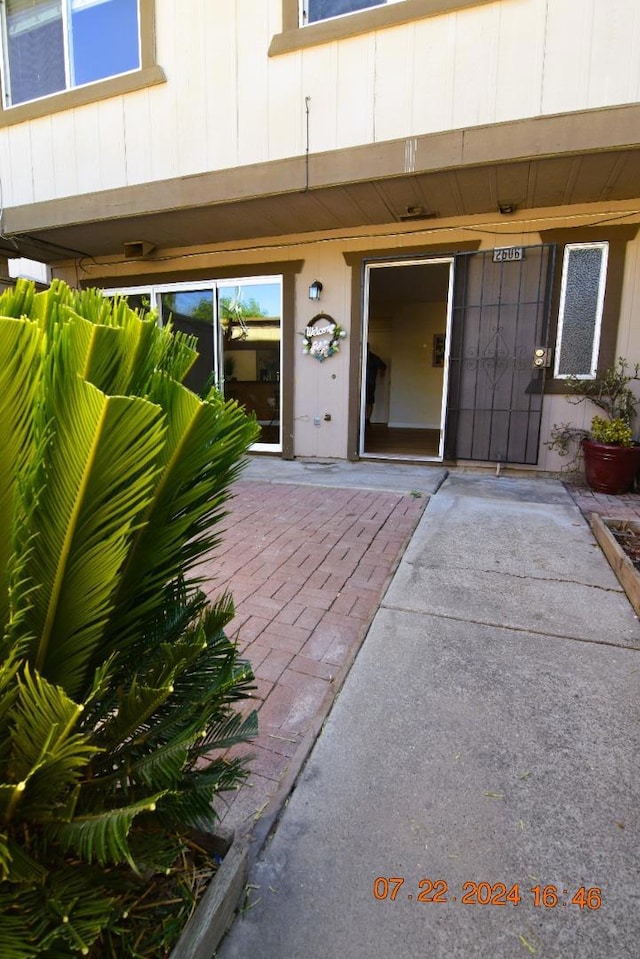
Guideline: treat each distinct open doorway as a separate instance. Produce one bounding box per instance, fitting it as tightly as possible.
[360,258,453,460]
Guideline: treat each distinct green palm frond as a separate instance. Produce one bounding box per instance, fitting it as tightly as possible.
[4,667,97,821]
[26,865,118,956]
[121,737,192,792]
[159,756,253,832]
[105,679,180,749]
[194,708,258,757]
[0,906,39,959]
[72,286,199,384]
[144,635,209,690]
[0,318,43,632]
[0,279,258,955]
[124,824,187,875]
[169,668,254,747]
[78,741,188,810]
[66,286,115,327]
[0,831,10,880]
[0,276,37,318]
[29,280,73,337]
[50,794,166,869]
[0,648,22,742]
[1,836,47,884]
[75,317,126,396]
[104,375,257,656]
[123,636,252,750]
[11,374,165,698]
[63,295,197,398]
[111,589,213,696]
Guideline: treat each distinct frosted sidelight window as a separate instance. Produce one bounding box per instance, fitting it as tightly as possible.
[554,242,608,379]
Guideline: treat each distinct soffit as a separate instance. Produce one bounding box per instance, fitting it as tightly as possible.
[3,148,640,264]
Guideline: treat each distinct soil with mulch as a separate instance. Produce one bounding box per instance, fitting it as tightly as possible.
[609,522,640,571]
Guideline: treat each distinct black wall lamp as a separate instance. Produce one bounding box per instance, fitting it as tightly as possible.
[308,280,323,301]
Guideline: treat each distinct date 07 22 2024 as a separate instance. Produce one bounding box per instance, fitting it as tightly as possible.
[373,878,602,910]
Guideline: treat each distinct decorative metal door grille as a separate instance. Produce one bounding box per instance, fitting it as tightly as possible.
[445,245,556,465]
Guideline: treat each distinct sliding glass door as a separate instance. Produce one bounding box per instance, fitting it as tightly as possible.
[105,276,283,453]
[217,279,282,450]
[158,287,215,395]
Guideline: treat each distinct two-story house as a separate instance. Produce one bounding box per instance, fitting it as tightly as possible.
[1,0,639,469]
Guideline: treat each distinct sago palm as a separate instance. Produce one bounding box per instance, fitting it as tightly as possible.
[0,280,259,957]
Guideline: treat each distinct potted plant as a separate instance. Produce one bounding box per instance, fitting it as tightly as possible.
[548,358,640,494]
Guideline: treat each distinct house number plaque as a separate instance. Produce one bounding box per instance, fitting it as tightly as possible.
[493,247,525,263]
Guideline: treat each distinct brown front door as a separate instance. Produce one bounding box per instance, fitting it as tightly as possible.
[445,245,556,465]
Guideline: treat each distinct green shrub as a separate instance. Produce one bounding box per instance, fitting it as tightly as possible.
[548,358,640,469]
[564,357,640,425]
[589,415,634,446]
[0,280,259,957]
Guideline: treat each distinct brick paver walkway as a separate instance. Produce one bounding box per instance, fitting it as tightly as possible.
[565,481,640,522]
[199,480,427,837]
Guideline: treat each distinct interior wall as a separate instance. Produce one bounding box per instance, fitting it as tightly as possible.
[387,301,446,428]
[226,349,256,380]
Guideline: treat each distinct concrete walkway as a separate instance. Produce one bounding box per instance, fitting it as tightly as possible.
[218,471,640,959]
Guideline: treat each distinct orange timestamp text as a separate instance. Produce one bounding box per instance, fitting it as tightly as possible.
[373,878,602,910]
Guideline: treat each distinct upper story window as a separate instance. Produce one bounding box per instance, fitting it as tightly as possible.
[272,1,481,57]
[2,0,140,107]
[301,0,403,25]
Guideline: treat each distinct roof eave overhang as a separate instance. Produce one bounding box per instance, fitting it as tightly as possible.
[2,102,640,263]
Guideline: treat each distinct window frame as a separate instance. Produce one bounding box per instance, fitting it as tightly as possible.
[300,0,402,28]
[0,0,164,126]
[553,241,609,381]
[272,0,495,55]
[102,275,286,455]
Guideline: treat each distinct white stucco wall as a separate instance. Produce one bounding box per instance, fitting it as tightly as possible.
[54,209,640,470]
[293,247,352,459]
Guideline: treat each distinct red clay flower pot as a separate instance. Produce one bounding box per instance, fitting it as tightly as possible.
[582,439,640,494]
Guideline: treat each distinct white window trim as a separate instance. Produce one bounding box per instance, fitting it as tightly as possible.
[553,241,608,380]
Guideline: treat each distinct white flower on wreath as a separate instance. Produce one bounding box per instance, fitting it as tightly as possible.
[310,339,331,358]
[299,316,348,362]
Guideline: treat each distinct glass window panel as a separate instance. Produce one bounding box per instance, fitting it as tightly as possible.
[70,0,139,86]
[3,0,140,104]
[159,289,214,396]
[120,290,152,313]
[5,0,65,104]
[555,243,607,379]
[219,281,282,447]
[104,278,283,452]
[304,0,386,24]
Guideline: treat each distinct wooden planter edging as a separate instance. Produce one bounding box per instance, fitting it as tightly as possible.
[590,514,640,618]
[169,827,248,959]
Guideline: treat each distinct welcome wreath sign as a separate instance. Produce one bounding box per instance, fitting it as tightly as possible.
[301,313,347,362]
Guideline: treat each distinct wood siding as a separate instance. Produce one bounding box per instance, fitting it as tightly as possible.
[1,0,640,207]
